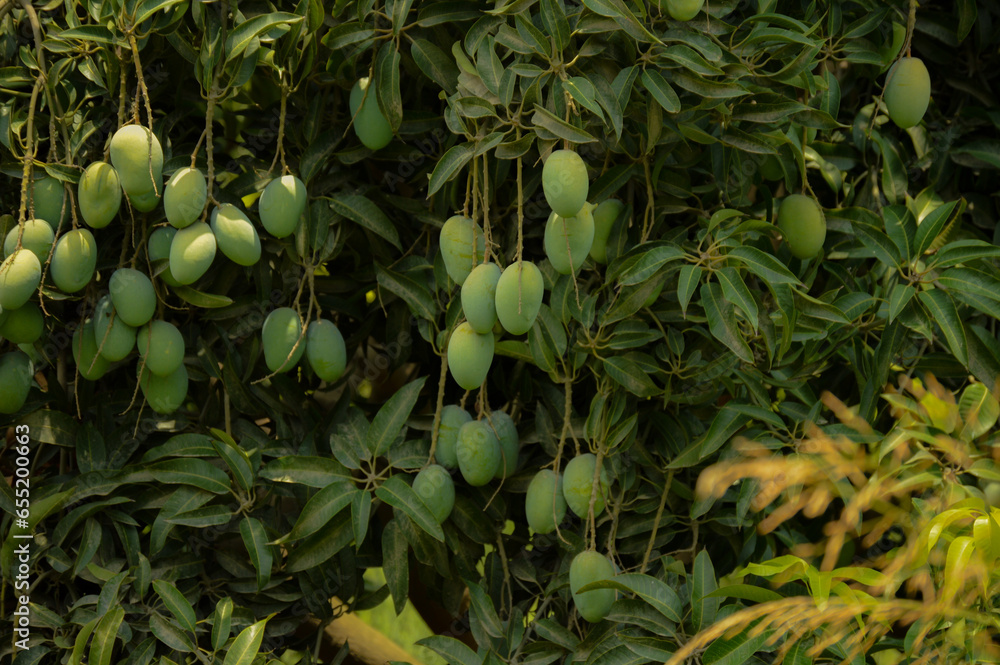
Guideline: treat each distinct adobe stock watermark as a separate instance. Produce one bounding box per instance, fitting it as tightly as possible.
[10,424,34,651]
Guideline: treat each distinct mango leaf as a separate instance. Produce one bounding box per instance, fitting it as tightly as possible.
[152,581,196,634]
[376,263,437,321]
[375,41,403,131]
[329,194,401,250]
[700,282,753,364]
[225,14,303,63]
[212,598,233,651]
[578,573,683,622]
[222,617,271,665]
[284,481,357,542]
[531,105,597,144]
[375,474,444,541]
[147,459,231,494]
[89,607,125,665]
[428,143,475,196]
[917,289,968,367]
[367,376,427,456]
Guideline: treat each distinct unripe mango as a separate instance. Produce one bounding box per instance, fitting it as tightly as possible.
[349,78,393,151]
[259,175,307,238]
[489,410,519,479]
[136,320,185,377]
[148,226,180,286]
[50,229,97,293]
[164,167,207,229]
[92,295,136,362]
[78,162,121,228]
[4,219,54,263]
[456,420,501,486]
[435,405,472,468]
[777,194,826,260]
[543,150,588,218]
[139,362,188,414]
[663,0,704,21]
[0,351,33,413]
[73,319,110,380]
[169,222,216,285]
[447,322,493,390]
[440,216,485,286]
[110,268,156,327]
[563,453,610,519]
[0,249,42,310]
[461,262,501,333]
[544,204,595,275]
[262,307,305,373]
[211,204,261,266]
[110,124,163,199]
[31,176,68,227]
[306,319,347,382]
[495,261,543,335]
[884,57,931,129]
[525,469,567,534]
[412,465,455,523]
[0,303,43,344]
[570,551,616,622]
[128,189,161,213]
[590,199,625,264]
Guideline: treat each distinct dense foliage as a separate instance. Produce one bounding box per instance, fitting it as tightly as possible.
[4,0,1000,664]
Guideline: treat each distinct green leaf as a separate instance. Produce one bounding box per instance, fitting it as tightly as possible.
[375,41,403,131]
[539,0,570,50]
[677,265,702,316]
[917,289,968,367]
[134,0,188,25]
[702,626,770,665]
[285,481,357,542]
[873,134,907,204]
[367,376,427,457]
[212,598,233,651]
[351,488,372,546]
[563,77,604,121]
[375,474,444,541]
[391,0,414,34]
[225,13,303,63]
[888,282,916,323]
[936,267,1000,304]
[691,549,719,633]
[700,282,753,363]
[466,581,505,637]
[958,382,1000,440]
[149,613,195,652]
[171,284,234,308]
[329,194,401,250]
[147,458,231,494]
[211,432,254,493]
[883,205,915,263]
[705,584,782,603]
[716,267,758,331]
[418,636,481,665]
[641,70,680,113]
[851,220,900,267]
[914,200,960,257]
[932,240,1000,269]
[240,516,273,590]
[942,536,975,604]
[382,518,409,615]
[428,143,475,196]
[602,355,659,397]
[582,0,661,44]
[475,37,503,96]
[376,263,437,321]
[726,246,800,285]
[412,39,458,93]
[531,105,597,144]
[152,581,196,634]
[57,26,117,45]
[222,617,271,665]
[89,607,125,665]
[579,573,683,622]
[260,456,350,487]
[287,512,354,572]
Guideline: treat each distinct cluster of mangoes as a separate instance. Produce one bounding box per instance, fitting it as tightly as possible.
[260,308,348,384]
[0,121,334,415]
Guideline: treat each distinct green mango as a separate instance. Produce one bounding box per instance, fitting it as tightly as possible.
[73,319,110,380]
[562,453,610,519]
[169,222,216,285]
[211,204,261,266]
[78,161,121,229]
[50,229,97,293]
[136,320,185,377]
[259,175,306,238]
[456,420,501,486]
[0,249,41,310]
[495,261,543,335]
[435,405,472,468]
[488,410,519,480]
[0,351,33,413]
[4,219,54,263]
[412,465,455,523]
[262,307,305,373]
[777,194,826,260]
[542,150,589,218]
[30,176,69,227]
[110,124,163,199]
[884,57,931,129]
[461,262,501,333]
[148,226,180,286]
[349,78,393,151]
[570,551,616,622]
[92,295,136,362]
[139,362,188,414]
[0,303,43,344]
[663,0,704,21]
[164,167,207,229]
[110,268,156,327]
[544,204,595,275]
[305,319,347,382]
[447,321,493,390]
[439,215,485,286]
[589,199,625,264]
[525,469,566,534]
